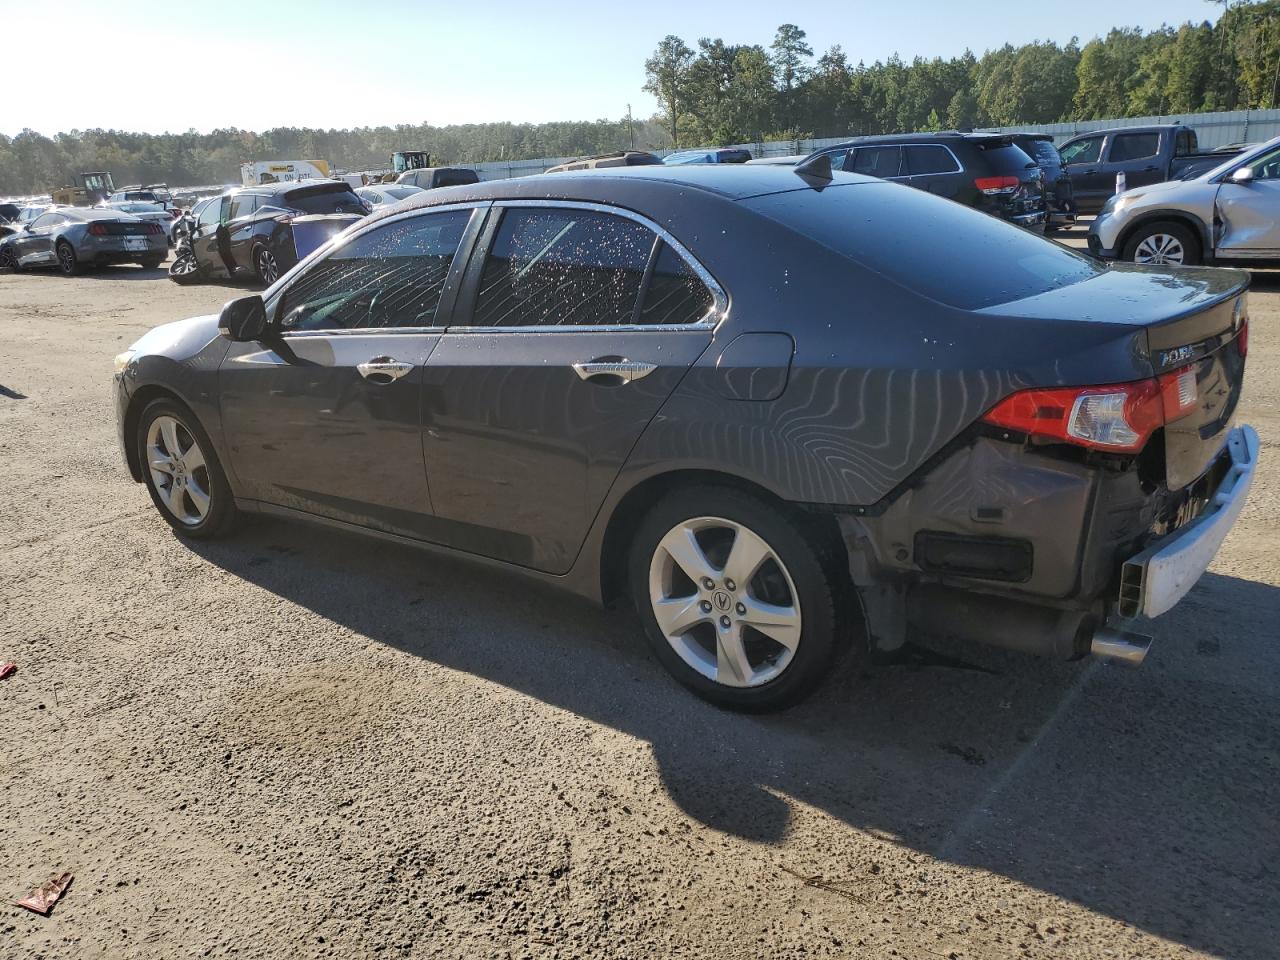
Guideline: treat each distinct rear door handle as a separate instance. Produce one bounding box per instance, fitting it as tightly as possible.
[357,356,414,383]
[571,359,657,383]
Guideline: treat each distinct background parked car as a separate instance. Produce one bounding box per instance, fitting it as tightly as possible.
[108,185,177,209]
[356,184,425,209]
[97,200,181,245]
[1058,124,1240,213]
[395,167,480,189]
[1007,132,1075,231]
[544,151,662,173]
[663,148,753,165]
[806,132,1046,229]
[0,202,20,224]
[0,207,166,274]
[169,179,367,285]
[1090,133,1280,266]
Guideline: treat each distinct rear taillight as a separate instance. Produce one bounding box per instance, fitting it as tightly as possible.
[981,367,1198,453]
[88,223,108,236]
[169,208,181,219]
[1237,317,1249,357]
[149,223,164,235]
[974,175,1019,195]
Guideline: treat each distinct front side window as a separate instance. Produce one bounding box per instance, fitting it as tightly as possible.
[1060,136,1102,165]
[472,208,656,327]
[31,214,63,228]
[904,145,960,176]
[850,146,902,179]
[1108,133,1160,163]
[229,194,259,219]
[1241,144,1280,181]
[277,209,472,332]
[198,198,225,228]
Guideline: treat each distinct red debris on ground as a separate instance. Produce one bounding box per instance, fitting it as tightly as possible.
[14,872,72,915]
[0,662,15,680]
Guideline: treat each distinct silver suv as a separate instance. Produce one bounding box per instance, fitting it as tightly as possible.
[1089,134,1280,266]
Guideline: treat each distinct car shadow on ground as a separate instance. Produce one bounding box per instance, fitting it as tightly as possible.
[188,518,1280,957]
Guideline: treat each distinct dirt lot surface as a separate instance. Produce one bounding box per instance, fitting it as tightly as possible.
[1,239,1278,960]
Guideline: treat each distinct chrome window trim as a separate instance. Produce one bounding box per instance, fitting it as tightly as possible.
[445,198,727,334]
[266,201,492,337]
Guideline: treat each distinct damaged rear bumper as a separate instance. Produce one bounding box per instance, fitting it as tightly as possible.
[1118,424,1259,619]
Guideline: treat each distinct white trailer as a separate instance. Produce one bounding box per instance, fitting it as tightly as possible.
[240,160,332,186]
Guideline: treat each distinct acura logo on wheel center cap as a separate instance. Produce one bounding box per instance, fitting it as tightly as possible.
[712,591,733,612]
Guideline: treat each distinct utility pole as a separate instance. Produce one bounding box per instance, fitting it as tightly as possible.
[626,104,636,150]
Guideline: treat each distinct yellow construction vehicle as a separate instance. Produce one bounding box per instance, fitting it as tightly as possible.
[50,171,115,206]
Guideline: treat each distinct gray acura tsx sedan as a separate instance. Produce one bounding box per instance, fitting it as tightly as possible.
[113,163,1257,710]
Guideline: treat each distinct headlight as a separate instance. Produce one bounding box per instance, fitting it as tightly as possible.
[113,350,135,374]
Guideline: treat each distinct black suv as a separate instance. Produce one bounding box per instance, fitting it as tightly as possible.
[808,132,1045,228]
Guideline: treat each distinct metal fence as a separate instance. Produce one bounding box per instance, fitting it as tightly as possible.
[468,108,1280,181]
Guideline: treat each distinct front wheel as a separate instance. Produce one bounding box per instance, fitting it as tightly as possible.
[629,486,857,711]
[0,245,18,271]
[168,250,202,284]
[136,398,238,539]
[1122,221,1201,266]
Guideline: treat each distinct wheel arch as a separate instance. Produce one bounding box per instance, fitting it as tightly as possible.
[1115,209,1211,260]
[596,467,850,609]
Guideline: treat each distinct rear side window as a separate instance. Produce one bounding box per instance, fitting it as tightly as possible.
[472,208,655,327]
[639,243,714,325]
[277,209,472,331]
[1060,137,1102,165]
[904,145,960,175]
[851,146,902,178]
[1109,133,1160,162]
[1175,129,1195,157]
[745,182,1103,310]
[283,189,365,215]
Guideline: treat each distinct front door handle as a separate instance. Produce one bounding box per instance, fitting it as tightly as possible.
[571,359,657,383]
[357,356,414,383]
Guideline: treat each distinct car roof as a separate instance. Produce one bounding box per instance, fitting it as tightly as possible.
[1061,125,1175,141]
[824,131,1014,149]
[372,165,879,225]
[61,208,138,220]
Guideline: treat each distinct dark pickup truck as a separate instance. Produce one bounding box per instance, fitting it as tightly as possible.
[1058,124,1242,214]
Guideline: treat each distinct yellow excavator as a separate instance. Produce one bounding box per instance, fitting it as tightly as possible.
[385,151,430,183]
[50,171,115,206]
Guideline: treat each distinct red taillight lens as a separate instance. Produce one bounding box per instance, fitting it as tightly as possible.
[974,175,1019,195]
[981,367,1198,453]
[146,222,163,235]
[1237,317,1248,357]
[169,208,181,219]
[88,223,108,236]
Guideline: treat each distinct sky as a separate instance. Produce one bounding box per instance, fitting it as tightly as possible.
[0,0,1225,137]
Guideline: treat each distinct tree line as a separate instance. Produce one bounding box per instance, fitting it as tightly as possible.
[3,1,1280,195]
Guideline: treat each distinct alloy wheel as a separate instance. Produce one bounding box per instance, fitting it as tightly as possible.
[146,415,212,526]
[256,249,278,283]
[171,252,198,275]
[57,244,76,274]
[1133,233,1185,265]
[648,516,802,688]
[0,246,16,270]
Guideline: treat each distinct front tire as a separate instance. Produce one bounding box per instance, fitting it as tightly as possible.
[1122,220,1201,266]
[629,486,856,711]
[168,250,202,284]
[0,245,18,271]
[136,398,238,539]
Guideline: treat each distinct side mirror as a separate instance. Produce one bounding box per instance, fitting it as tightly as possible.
[218,295,269,342]
[1231,166,1255,184]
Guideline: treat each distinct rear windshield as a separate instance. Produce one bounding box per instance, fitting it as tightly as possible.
[977,143,1038,176]
[1019,139,1063,166]
[282,187,366,215]
[744,181,1103,310]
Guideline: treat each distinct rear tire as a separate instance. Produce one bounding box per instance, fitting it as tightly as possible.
[1122,220,1201,266]
[628,485,859,711]
[141,257,163,270]
[136,397,238,539]
[56,241,82,276]
[253,245,279,284]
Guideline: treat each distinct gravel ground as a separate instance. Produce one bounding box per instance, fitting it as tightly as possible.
[1,241,1277,960]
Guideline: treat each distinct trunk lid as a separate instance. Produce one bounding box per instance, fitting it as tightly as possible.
[981,263,1250,489]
